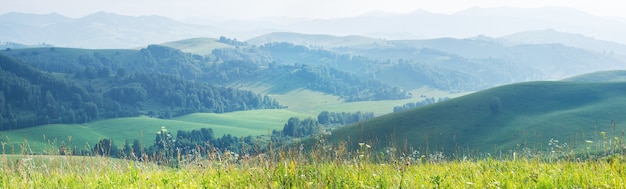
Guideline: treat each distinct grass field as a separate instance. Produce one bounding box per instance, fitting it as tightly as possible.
[159,37,233,55]
[0,109,312,153]
[1,147,625,188]
[256,85,464,115]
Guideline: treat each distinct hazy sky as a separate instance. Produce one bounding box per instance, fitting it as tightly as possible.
[1,0,625,20]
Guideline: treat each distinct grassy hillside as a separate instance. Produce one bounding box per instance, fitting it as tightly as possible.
[0,109,312,152]
[563,70,626,82]
[159,37,233,55]
[236,80,461,116]
[325,81,626,154]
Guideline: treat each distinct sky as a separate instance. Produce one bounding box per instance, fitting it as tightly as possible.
[1,0,625,20]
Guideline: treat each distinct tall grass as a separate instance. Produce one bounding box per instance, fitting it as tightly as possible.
[1,131,626,188]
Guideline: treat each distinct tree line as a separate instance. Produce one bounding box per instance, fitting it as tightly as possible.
[273,111,375,138]
[90,127,256,164]
[393,97,450,112]
[90,110,376,162]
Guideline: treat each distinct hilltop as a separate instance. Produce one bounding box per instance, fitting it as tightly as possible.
[562,70,626,82]
[159,37,233,55]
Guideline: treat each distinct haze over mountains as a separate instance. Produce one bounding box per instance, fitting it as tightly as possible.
[4,5,626,155]
[0,12,219,48]
[2,6,626,48]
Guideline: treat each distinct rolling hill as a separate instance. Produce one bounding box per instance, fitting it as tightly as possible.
[159,37,233,55]
[562,70,626,82]
[323,81,626,155]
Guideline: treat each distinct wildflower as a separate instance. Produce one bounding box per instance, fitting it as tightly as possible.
[366,144,371,149]
[585,140,593,144]
[359,143,365,147]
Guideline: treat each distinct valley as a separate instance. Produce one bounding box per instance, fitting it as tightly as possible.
[2,30,626,156]
[3,4,626,187]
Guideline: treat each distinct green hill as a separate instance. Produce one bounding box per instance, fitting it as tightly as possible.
[160,37,233,55]
[563,70,626,82]
[324,81,626,154]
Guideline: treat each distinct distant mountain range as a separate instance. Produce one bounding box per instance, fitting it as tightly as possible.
[0,12,219,48]
[2,6,626,48]
[501,29,626,56]
[247,32,626,82]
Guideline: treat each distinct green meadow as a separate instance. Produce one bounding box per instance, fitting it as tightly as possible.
[159,37,233,55]
[0,109,311,153]
[1,146,625,188]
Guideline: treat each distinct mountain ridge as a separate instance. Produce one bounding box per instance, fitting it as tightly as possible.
[0,12,220,48]
[3,6,626,48]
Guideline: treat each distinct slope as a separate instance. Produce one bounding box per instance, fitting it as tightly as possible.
[563,70,626,82]
[324,81,626,154]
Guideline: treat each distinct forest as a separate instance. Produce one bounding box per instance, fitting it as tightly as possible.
[0,41,490,131]
[0,54,282,130]
[3,44,413,102]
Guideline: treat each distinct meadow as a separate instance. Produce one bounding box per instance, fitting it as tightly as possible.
[160,37,233,55]
[0,109,311,153]
[1,140,625,188]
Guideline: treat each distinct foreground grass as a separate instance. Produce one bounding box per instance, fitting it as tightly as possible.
[1,153,624,188]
